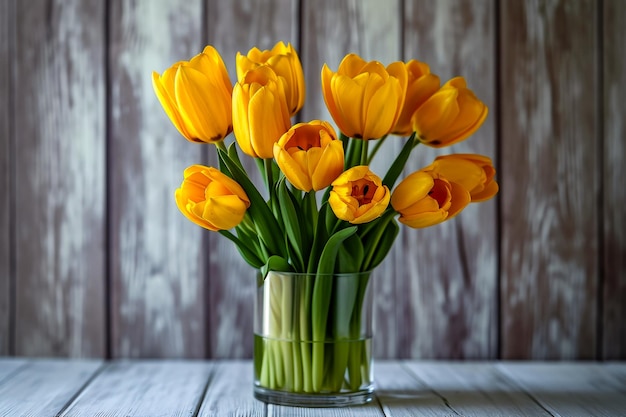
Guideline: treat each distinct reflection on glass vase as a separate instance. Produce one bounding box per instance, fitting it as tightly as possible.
[253,270,375,407]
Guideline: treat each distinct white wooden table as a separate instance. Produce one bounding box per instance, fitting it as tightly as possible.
[0,359,624,416]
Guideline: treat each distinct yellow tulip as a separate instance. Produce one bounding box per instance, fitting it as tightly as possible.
[232,65,292,159]
[321,54,408,140]
[391,170,470,228]
[427,154,499,202]
[329,166,390,224]
[411,77,488,148]
[152,45,232,144]
[273,121,344,192]
[175,165,250,231]
[392,60,440,136]
[236,41,305,115]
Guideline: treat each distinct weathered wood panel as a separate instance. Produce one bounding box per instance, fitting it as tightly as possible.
[109,0,207,359]
[602,0,626,360]
[300,0,403,360]
[61,361,212,416]
[198,361,266,416]
[498,362,626,416]
[14,0,106,357]
[500,0,599,359]
[204,0,299,358]
[0,359,102,416]
[0,0,12,356]
[399,0,497,359]
[404,362,551,416]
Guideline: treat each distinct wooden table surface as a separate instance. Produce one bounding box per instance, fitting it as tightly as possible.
[0,359,625,416]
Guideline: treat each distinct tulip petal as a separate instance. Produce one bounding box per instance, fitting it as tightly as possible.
[152,71,195,142]
[175,66,231,142]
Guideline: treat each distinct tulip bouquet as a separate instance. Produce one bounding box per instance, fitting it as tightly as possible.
[153,42,497,399]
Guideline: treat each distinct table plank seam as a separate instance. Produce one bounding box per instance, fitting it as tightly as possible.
[54,361,108,417]
[493,365,556,417]
[400,362,462,416]
[191,362,216,417]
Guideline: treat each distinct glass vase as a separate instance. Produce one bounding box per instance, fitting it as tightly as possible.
[253,270,375,407]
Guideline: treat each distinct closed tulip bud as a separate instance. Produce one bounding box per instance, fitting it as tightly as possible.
[175,165,250,231]
[392,60,440,136]
[411,77,488,148]
[152,46,232,144]
[427,154,499,202]
[322,54,408,140]
[236,41,305,115]
[329,166,390,224]
[273,121,344,192]
[233,66,291,159]
[391,170,470,228]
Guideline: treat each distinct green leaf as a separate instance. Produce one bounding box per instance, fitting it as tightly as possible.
[337,233,365,273]
[260,255,294,277]
[277,178,304,270]
[382,132,417,189]
[218,230,264,269]
[365,218,399,270]
[217,147,285,257]
[307,203,329,273]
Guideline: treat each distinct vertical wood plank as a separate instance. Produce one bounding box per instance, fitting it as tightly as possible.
[300,0,403,359]
[500,0,598,359]
[109,0,207,358]
[14,0,106,357]
[400,0,497,359]
[205,0,299,358]
[602,0,626,360]
[0,0,12,356]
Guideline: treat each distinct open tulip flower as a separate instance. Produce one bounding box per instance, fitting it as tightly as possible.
[392,60,440,136]
[391,170,471,228]
[329,166,390,224]
[273,121,344,192]
[236,41,305,116]
[175,165,250,231]
[411,77,488,148]
[322,54,408,141]
[152,46,233,144]
[426,154,499,202]
[232,65,292,159]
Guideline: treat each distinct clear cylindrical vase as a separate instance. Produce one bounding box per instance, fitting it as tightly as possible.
[253,270,375,407]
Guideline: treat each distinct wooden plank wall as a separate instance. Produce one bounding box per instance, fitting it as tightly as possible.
[0,0,624,360]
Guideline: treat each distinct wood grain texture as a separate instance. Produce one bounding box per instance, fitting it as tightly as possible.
[0,359,102,416]
[0,358,27,384]
[375,361,452,416]
[198,361,266,416]
[404,362,550,416]
[0,0,11,356]
[300,0,404,360]
[205,0,299,358]
[602,0,626,360]
[500,0,599,360]
[109,0,207,359]
[498,362,626,416]
[399,0,498,359]
[13,0,106,357]
[61,361,212,416]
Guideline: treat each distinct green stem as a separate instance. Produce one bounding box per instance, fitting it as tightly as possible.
[367,134,388,165]
[382,132,417,189]
[360,139,369,166]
